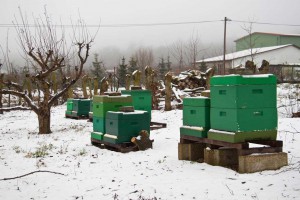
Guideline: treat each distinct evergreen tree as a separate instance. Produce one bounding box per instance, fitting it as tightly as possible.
[118,57,127,87]
[199,61,207,72]
[158,57,167,80]
[90,53,105,80]
[167,55,172,71]
[128,57,138,74]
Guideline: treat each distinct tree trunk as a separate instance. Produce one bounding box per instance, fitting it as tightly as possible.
[165,73,172,111]
[37,107,52,134]
[0,93,2,114]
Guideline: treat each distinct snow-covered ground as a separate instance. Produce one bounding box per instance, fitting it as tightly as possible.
[0,84,300,200]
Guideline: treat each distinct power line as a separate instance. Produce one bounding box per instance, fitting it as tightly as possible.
[0,20,221,28]
[1,19,300,28]
[230,19,300,27]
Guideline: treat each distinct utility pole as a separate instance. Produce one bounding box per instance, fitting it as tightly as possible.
[223,17,230,75]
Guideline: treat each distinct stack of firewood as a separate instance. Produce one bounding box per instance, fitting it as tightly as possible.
[171,70,206,90]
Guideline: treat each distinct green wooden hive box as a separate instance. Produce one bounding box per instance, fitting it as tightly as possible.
[103,110,150,144]
[121,90,152,119]
[183,97,210,127]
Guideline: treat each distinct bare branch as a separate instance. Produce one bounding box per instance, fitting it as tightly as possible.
[0,89,38,113]
[0,106,31,112]
[0,170,66,181]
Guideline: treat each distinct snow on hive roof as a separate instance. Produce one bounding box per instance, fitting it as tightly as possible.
[196,44,294,63]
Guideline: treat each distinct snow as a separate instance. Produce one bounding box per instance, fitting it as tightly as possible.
[1,86,300,199]
[196,44,293,63]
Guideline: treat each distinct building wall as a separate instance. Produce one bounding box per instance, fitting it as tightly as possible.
[233,46,300,68]
[201,46,300,75]
[236,33,300,51]
[280,36,300,48]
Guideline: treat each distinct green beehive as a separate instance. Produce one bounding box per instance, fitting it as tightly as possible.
[93,116,106,133]
[210,74,277,86]
[210,84,276,109]
[90,100,93,112]
[183,97,210,127]
[180,126,208,138]
[103,110,150,144]
[92,95,133,118]
[210,107,277,132]
[72,99,91,116]
[91,131,104,141]
[121,90,152,119]
[67,99,74,111]
[207,129,277,143]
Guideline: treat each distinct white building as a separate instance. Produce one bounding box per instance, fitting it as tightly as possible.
[196,44,300,78]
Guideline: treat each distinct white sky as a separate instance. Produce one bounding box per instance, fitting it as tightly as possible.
[1,0,300,67]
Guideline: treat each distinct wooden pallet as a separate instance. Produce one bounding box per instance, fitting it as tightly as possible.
[65,114,89,120]
[180,135,283,156]
[91,138,138,153]
[150,121,167,130]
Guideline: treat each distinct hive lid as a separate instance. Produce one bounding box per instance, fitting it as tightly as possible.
[106,110,149,120]
[121,90,151,94]
[210,74,276,86]
[93,95,132,103]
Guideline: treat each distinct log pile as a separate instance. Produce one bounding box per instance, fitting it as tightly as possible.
[171,69,206,90]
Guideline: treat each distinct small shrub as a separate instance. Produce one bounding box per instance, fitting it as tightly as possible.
[78,148,87,156]
[26,143,54,158]
[12,146,22,154]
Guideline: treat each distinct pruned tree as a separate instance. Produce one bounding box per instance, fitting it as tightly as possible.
[0,8,95,134]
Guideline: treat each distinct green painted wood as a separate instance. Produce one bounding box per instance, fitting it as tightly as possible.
[183,106,210,127]
[93,116,106,133]
[210,107,277,132]
[210,74,276,86]
[180,126,208,138]
[91,131,104,141]
[207,129,277,143]
[72,99,91,115]
[183,96,210,107]
[93,95,132,103]
[92,101,133,118]
[104,111,150,144]
[210,84,276,108]
[121,90,152,119]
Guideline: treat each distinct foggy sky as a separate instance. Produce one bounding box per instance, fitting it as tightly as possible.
[1,0,300,68]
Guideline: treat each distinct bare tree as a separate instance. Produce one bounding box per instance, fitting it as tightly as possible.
[134,47,154,82]
[185,31,205,69]
[0,8,95,134]
[241,21,259,62]
[169,40,186,69]
[134,47,154,71]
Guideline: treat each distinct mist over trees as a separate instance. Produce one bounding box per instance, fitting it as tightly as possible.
[0,22,236,79]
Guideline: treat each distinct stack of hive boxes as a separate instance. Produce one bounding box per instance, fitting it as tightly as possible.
[72,99,91,117]
[91,95,133,141]
[121,90,152,121]
[103,110,150,144]
[65,98,73,116]
[65,98,91,118]
[208,74,278,143]
[180,96,210,138]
